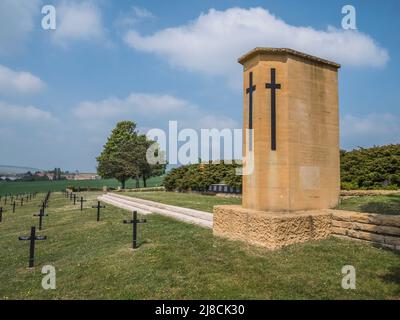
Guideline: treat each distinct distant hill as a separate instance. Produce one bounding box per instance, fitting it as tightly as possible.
[0,165,41,175]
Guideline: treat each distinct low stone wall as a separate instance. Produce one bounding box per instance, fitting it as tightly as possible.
[213,205,332,250]
[330,210,400,251]
[340,190,400,197]
[214,206,400,251]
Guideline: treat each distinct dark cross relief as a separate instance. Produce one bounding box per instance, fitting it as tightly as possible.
[92,201,106,222]
[123,211,147,249]
[19,226,47,268]
[246,71,256,151]
[265,68,281,151]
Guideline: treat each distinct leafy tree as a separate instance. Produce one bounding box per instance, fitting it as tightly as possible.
[96,121,167,189]
[96,121,139,188]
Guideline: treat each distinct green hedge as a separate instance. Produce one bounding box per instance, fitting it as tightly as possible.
[164,144,400,191]
[163,162,241,192]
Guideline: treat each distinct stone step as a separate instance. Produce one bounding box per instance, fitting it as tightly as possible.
[107,193,213,222]
[98,195,151,215]
[98,193,213,229]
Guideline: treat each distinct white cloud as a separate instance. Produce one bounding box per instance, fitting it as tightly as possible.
[124,7,389,85]
[73,92,239,131]
[341,113,400,148]
[0,0,40,54]
[0,101,55,123]
[0,64,45,95]
[118,6,155,27]
[53,1,105,45]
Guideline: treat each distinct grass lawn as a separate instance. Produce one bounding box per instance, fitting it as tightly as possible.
[338,195,400,215]
[120,191,400,216]
[121,191,242,212]
[0,192,399,299]
[0,176,164,195]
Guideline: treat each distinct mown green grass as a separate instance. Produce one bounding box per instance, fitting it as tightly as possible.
[0,192,398,299]
[122,191,400,216]
[338,195,400,215]
[0,176,164,195]
[121,191,241,212]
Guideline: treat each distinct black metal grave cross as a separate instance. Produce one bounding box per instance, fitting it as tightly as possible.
[38,201,48,213]
[34,208,48,230]
[0,207,4,223]
[92,201,106,222]
[123,211,147,249]
[20,197,24,207]
[265,68,281,151]
[12,201,16,213]
[78,197,87,211]
[18,226,47,268]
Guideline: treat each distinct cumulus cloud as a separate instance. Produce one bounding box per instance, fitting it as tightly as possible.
[0,0,40,54]
[73,92,239,131]
[124,7,389,85]
[341,113,400,149]
[0,101,55,123]
[53,1,105,45]
[0,64,45,95]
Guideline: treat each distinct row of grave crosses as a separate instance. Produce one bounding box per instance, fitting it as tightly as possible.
[0,192,37,206]
[246,68,281,151]
[0,192,38,221]
[2,189,148,268]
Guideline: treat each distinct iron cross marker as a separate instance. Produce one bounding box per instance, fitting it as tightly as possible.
[19,226,47,268]
[123,211,147,249]
[246,72,256,151]
[73,194,77,205]
[265,68,281,151]
[78,197,87,211]
[34,208,48,231]
[38,201,48,213]
[0,207,4,223]
[20,197,24,207]
[92,201,106,222]
[12,201,16,213]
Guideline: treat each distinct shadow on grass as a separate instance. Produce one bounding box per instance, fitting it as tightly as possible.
[360,195,400,216]
[380,267,400,291]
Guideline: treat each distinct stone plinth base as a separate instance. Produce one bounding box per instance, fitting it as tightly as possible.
[213,205,332,250]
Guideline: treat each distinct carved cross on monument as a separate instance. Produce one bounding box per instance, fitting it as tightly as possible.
[246,71,256,151]
[265,68,281,151]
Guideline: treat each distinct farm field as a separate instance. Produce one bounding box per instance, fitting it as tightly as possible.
[0,192,399,299]
[0,176,164,195]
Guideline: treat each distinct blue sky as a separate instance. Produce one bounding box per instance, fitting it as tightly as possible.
[0,0,399,172]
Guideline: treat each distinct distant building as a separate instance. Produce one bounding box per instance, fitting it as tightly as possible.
[65,173,100,180]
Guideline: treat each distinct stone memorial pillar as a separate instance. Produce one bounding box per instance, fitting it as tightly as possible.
[213,48,341,249]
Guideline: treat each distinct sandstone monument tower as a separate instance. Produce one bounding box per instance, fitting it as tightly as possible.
[213,48,341,249]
